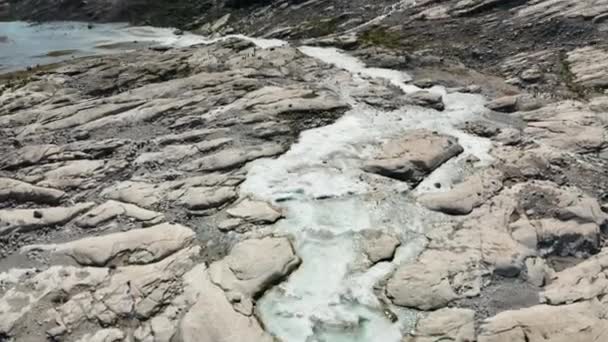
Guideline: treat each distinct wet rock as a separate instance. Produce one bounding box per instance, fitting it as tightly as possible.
[361,231,400,263]
[418,169,503,215]
[364,129,463,184]
[0,177,65,204]
[404,90,445,111]
[404,308,475,342]
[227,199,282,224]
[0,203,94,236]
[74,200,165,228]
[22,222,195,266]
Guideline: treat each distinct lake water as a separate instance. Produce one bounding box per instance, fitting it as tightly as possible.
[0,21,211,72]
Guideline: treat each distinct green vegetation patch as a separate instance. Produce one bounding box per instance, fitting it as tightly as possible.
[359,26,403,49]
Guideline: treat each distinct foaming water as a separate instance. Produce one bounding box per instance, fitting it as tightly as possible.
[239,43,494,341]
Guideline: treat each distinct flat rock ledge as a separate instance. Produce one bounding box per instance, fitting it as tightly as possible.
[0,222,300,342]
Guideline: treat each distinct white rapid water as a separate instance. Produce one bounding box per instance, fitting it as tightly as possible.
[238,43,495,341]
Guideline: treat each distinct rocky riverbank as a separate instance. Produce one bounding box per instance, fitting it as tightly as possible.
[2,1,608,342]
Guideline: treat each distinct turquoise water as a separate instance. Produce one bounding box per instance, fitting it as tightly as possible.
[0,21,208,72]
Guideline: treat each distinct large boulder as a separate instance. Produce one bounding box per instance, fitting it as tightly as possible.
[364,129,463,184]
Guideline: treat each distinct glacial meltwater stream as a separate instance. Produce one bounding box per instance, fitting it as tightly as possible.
[1,22,494,341]
[241,46,494,341]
